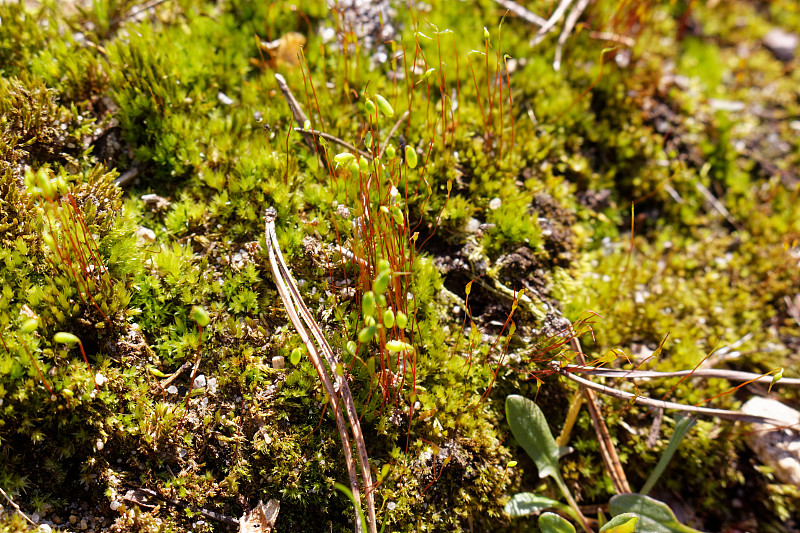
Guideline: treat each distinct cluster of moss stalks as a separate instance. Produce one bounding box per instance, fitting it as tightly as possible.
[1,0,800,531]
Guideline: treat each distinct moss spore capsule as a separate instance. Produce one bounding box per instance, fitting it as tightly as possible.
[362,291,376,317]
[383,309,395,329]
[373,270,390,295]
[290,347,302,365]
[54,332,80,345]
[375,94,394,117]
[405,145,418,168]
[396,311,408,329]
[358,324,378,343]
[190,305,210,327]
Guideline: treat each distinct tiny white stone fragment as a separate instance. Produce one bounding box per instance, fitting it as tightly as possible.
[135,227,156,244]
[193,374,206,389]
[167,385,178,395]
[742,397,800,487]
[217,91,234,105]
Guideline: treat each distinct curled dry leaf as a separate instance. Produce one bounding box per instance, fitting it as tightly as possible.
[239,500,281,533]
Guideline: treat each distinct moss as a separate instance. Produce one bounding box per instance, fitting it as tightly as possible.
[3,0,800,531]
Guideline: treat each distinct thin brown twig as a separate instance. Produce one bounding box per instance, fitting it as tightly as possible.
[122,486,239,527]
[377,110,411,160]
[275,73,317,152]
[569,338,632,494]
[553,362,795,426]
[491,0,547,27]
[111,0,170,25]
[0,487,38,528]
[265,208,377,533]
[293,128,371,159]
[563,365,800,386]
[695,179,742,230]
[530,0,575,47]
[589,31,635,47]
[553,0,589,71]
[160,360,193,388]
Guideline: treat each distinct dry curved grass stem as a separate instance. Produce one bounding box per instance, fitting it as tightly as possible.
[265,208,377,533]
[552,362,796,426]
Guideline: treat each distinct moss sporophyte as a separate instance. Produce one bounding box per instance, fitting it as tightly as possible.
[2,0,800,531]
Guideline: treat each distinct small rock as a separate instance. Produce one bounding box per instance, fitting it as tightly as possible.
[135,227,156,244]
[207,377,218,394]
[39,525,52,533]
[763,28,799,62]
[141,194,170,211]
[193,374,206,389]
[167,385,178,394]
[94,373,107,387]
[80,518,88,530]
[217,91,234,106]
[109,501,121,512]
[465,218,481,233]
[69,515,78,525]
[96,439,104,451]
[488,197,502,210]
[741,397,800,487]
[272,355,285,369]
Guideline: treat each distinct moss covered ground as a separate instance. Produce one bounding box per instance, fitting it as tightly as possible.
[1,0,800,531]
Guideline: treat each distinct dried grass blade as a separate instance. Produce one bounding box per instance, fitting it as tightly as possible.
[265,210,365,533]
[265,208,377,533]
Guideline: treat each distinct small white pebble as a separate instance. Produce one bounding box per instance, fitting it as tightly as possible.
[109,501,121,511]
[135,227,156,244]
[96,439,104,451]
[94,373,107,387]
[272,356,285,369]
[207,377,218,394]
[167,385,178,395]
[217,91,234,105]
[193,374,206,389]
[39,525,52,533]
[489,197,502,210]
[387,502,396,511]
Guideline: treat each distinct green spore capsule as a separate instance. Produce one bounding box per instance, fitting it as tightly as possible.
[190,306,210,327]
[358,324,378,343]
[362,291,376,317]
[405,145,418,168]
[373,270,390,295]
[21,318,39,333]
[54,332,80,345]
[383,309,395,329]
[396,311,408,329]
[375,94,394,117]
[290,348,302,365]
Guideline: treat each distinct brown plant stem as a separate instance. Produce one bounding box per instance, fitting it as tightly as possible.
[265,208,377,533]
[568,338,631,494]
[553,361,794,426]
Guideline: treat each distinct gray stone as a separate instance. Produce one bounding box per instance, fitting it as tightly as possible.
[763,28,799,62]
[742,397,800,487]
